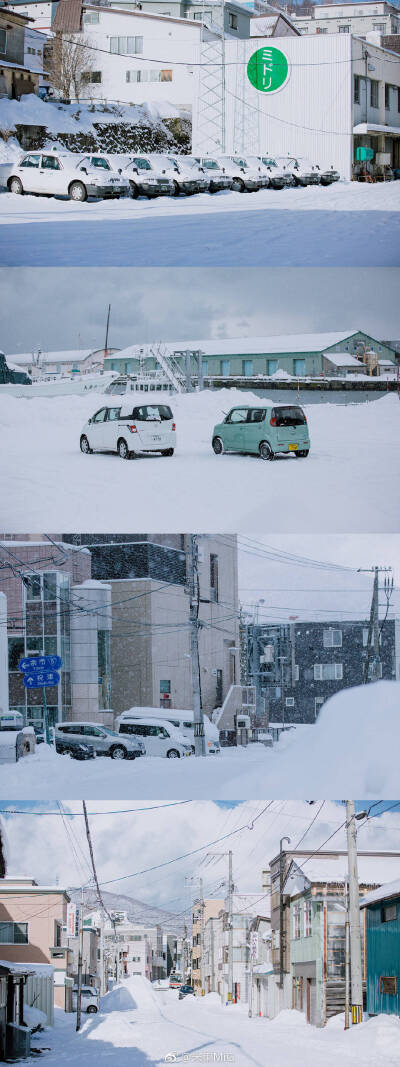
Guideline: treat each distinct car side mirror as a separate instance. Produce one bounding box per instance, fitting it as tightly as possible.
[80,167,88,174]
[118,167,122,174]
[222,167,225,173]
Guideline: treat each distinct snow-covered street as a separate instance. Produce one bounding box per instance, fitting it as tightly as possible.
[0,389,398,532]
[2,682,399,799]
[0,182,399,265]
[30,976,400,1067]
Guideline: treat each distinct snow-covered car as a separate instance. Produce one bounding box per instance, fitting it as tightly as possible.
[117,717,193,758]
[240,155,271,188]
[276,156,321,187]
[178,985,195,1000]
[318,165,340,186]
[216,156,262,192]
[55,722,145,760]
[74,152,130,195]
[193,156,232,192]
[146,154,207,196]
[72,987,100,1014]
[259,157,292,189]
[4,150,130,201]
[116,154,174,198]
[80,401,176,460]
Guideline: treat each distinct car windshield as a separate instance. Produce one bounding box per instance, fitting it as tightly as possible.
[203,160,219,170]
[131,158,151,170]
[130,405,172,421]
[262,159,277,167]
[273,406,306,426]
[91,157,111,170]
[107,382,127,394]
[231,157,248,168]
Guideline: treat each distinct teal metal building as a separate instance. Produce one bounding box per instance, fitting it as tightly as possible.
[104,330,397,380]
[361,880,400,1017]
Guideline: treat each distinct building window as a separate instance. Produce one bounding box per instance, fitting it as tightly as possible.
[210,553,219,602]
[339,25,350,32]
[362,628,381,647]
[110,36,143,55]
[267,359,278,375]
[380,976,397,995]
[83,11,100,23]
[293,358,305,376]
[160,69,173,82]
[54,921,62,947]
[285,697,295,707]
[385,84,391,110]
[229,13,238,30]
[293,903,301,939]
[373,23,385,31]
[314,663,343,681]
[242,360,253,377]
[0,922,28,944]
[370,80,379,108]
[0,29,6,53]
[26,574,41,600]
[304,899,312,937]
[381,904,397,923]
[220,359,230,375]
[354,75,360,104]
[323,629,342,649]
[83,71,102,84]
[315,697,325,715]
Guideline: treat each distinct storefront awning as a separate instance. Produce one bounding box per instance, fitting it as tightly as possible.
[354,123,400,137]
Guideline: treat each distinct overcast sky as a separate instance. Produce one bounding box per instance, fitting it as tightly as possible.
[2,800,400,912]
[1,268,399,354]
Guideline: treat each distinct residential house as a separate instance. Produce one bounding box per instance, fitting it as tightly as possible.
[248,914,272,1017]
[199,893,270,1004]
[360,879,400,1017]
[192,898,224,994]
[0,4,40,98]
[0,877,72,1009]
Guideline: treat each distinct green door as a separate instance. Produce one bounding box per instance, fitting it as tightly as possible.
[223,407,249,451]
[243,408,267,453]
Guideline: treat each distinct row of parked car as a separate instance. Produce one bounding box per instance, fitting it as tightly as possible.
[54,708,221,761]
[0,148,340,202]
[79,401,311,462]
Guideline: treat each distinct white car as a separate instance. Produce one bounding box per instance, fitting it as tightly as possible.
[259,157,293,189]
[80,401,176,460]
[55,722,145,760]
[3,150,129,200]
[72,987,100,1013]
[146,154,207,196]
[276,156,321,187]
[193,156,232,193]
[216,156,262,192]
[116,154,174,198]
[116,707,221,755]
[117,717,193,758]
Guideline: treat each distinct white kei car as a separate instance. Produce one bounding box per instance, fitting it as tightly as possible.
[4,150,129,201]
[80,401,176,460]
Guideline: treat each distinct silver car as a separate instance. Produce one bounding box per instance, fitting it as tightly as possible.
[55,722,145,760]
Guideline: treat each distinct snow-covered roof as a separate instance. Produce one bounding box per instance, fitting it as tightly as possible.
[286,854,400,894]
[360,878,400,908]
[110,331,362,361]
[323,352,368,367]
[7,349,95,366]
[0,960,53,976]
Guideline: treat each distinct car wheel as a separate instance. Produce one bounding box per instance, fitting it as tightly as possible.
[87,1006,97,1014]
[232,178,245,192]
[110,745,127,760]
[9,176,23,195]
[212,436,224,455]
[295,449,309,458]
[69,181,87,202]
[167,749,180,758]
[259,441,274,461]
[80,435,92,454]
[117,438,131,459]
[130,182,139,199]
[173,181,180,197]
[161,448,174,456]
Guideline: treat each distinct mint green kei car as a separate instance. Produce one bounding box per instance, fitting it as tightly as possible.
[212,404,310,460]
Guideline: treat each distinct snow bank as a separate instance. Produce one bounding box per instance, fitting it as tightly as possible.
[0,96,186,136]
[23,1005,47,1030]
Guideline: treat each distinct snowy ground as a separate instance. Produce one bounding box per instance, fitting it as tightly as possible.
[0,181,399,266]
[0,389,398,532]
[2,682,399,800]
[29,976,400,1067]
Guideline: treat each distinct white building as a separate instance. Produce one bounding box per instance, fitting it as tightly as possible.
[193,33,400,177]
[24,25,46,85]
[292,2,400,40]
[53,1,204,110]
[6,1,53,34]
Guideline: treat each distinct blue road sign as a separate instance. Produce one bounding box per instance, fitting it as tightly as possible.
[23,670,60,688]
[19,655,62,673]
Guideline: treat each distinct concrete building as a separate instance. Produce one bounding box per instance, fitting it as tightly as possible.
[62,534,239,721]
[292,2,400,40]
[0,877,72,1009]
[0,540,112,730]
[192,898,224,994]
[192,32,400,177]
[0,4,40,98]
[104,919,153,981]
[104,331,397,380]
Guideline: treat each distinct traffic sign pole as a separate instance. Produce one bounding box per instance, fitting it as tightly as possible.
[43,686,50,746]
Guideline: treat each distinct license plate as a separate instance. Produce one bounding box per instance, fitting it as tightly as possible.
[288,443,299,451]
[152,435,161,441]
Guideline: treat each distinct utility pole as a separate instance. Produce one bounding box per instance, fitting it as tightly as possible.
[99,911,105,996]
[279,837,291,989]
[76,888,84,1032]
[346,801,363,1025]
[188,535,205,756]
[227,850,233,1004]
[359,566,392,683]
[199,878,205,996]
[279,657,287,728]
[344,877,350,1031]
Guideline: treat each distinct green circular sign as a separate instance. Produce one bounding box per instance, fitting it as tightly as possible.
[247,47,289,95]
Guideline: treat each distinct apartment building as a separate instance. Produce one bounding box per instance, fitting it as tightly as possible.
[192,898,224,994]
[104,916,164,981]
[292,2,400,39]
[0,877,72,1008]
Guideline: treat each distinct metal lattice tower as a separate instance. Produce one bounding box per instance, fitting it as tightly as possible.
[233,39,260,155]
[195,0,226,155]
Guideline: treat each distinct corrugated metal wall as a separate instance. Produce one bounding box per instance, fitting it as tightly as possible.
[25,974,54,1027]
[366,900,400,1016]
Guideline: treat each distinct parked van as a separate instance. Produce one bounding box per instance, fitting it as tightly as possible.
[72,987,100,1014]
[117,717,193,758]
[80,402,176,460]
[116,707,221,755]
[212,404,310,461]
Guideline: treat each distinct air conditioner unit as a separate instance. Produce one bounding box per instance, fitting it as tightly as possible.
[5,1023,31,1062]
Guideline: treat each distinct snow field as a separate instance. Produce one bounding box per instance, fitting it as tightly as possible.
[0,389,398,531]
[2,682,399,799]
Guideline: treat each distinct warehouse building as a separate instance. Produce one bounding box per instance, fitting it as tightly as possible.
[192,32,400,178]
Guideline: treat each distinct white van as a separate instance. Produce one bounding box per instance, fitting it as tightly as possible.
[72,986,100,1014]
[117,716,193,759]
[116,707,221,755]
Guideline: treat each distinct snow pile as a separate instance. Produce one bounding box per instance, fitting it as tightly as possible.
[23,1005,47,1030]
[0,96,186,136]
[100,980,138,1014]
